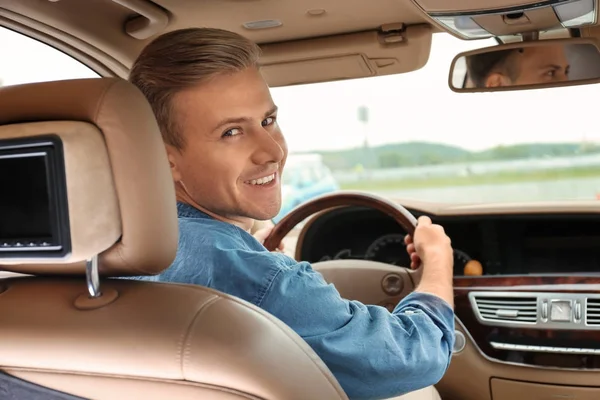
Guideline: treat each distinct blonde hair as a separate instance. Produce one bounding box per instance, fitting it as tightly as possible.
[129,28,261,149]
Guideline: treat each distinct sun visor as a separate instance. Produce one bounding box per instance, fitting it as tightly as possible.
[259,24,432,87]
[410,0,598,39]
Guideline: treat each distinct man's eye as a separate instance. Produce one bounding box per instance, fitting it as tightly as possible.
[222,128,242,138]
[262,117,275,127]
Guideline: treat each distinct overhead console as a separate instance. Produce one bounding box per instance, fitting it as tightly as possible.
[410,0,598,38]
[0,135,71,260]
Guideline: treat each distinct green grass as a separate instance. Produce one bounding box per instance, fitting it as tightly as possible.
[339,166,600,191]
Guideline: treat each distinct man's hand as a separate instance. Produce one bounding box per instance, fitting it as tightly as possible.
[409,216,453,266]
[253,223,285,253]
[403,234,420,270]
[404,216,454,307]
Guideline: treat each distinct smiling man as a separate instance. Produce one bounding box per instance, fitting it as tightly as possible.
[129,28,456,400]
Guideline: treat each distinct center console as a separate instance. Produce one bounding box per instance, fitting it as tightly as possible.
[447,275,600,400]
[454,276,600,370]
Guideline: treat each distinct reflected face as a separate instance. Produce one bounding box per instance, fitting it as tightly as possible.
[486,45,570,87]
[167,67,288,225]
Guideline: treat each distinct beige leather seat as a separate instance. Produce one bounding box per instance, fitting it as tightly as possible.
[0,78,441,400]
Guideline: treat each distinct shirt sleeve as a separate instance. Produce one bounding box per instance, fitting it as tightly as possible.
[259,259,455,400]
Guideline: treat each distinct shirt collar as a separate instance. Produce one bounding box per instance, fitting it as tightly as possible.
[176,202,213,220]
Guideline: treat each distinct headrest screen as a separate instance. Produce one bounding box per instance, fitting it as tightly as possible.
[0,135,71,259]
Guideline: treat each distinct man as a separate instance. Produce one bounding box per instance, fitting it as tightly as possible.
[466,44,570,88]
[129,27,455,400]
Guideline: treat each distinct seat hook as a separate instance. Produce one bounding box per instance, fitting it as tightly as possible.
[85,255,102,298]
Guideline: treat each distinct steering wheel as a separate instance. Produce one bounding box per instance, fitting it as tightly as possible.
[264,191,425,304]
[264,191,421,270]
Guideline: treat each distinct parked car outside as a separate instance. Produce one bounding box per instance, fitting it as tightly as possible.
[273,153,339,223]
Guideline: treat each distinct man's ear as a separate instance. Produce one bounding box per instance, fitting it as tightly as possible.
[165,144,183,182]
[485,72,511,88]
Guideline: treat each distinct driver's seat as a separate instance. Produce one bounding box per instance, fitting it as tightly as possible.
[0,78,347,400]
[0,78,441,400]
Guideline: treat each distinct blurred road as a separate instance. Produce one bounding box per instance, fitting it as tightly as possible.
[375,177,600,203]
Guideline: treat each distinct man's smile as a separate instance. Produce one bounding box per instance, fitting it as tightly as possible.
[244,172,276,186]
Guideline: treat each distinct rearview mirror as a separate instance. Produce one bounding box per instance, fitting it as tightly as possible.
[449,38,600,92]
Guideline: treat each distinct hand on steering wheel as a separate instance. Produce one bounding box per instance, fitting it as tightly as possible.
[403,234,421,270]
[253,224,285,253]
[264,191,421,269]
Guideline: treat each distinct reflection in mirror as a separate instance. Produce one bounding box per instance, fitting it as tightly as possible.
[450,41,600,91]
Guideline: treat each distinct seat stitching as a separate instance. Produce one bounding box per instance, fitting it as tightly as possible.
[179,294,220,378]
[190,286,347,399]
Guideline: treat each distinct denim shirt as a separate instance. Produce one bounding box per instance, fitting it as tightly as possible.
[136,203,455,400]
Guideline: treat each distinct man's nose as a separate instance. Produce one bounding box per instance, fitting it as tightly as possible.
[251,126,286,165]
[555,73,568,82]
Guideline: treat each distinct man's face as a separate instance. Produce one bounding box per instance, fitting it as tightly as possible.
[168,67,287,223]
[486,45,570,87]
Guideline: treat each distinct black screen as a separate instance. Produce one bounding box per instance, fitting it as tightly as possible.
[0,154,52,240]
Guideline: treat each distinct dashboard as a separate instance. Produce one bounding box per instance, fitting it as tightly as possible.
[298,206,600,276]
[293,202,600,399]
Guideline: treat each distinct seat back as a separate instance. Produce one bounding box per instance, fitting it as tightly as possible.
[0,78,348,400]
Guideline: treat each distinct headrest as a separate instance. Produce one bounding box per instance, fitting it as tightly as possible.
[0,78,178,277]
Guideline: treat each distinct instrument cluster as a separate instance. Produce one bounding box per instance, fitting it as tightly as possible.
[318,232,482,274]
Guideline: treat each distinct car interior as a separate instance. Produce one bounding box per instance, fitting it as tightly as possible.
[2,0,600,399]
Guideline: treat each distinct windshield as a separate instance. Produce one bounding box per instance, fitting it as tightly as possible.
[4,27,598,218]
[270,32,600,216]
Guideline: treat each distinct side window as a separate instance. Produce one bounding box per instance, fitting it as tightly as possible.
[0,27,99,87]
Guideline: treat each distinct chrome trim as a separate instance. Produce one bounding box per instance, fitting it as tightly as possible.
[453,330,466,354]
[453,317,600,371]
[541,299,549,321]
[575,301,583,322]
[496,309,519,318]
[85,255,102,298]
[468,291,600,330]
[490,341,600,355]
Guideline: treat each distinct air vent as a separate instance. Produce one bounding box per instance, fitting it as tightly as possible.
[473,295,538,325]
[586,299,600,326]
[470,292,600,330]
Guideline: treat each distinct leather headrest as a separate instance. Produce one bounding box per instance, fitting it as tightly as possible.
[0,78,178,277]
